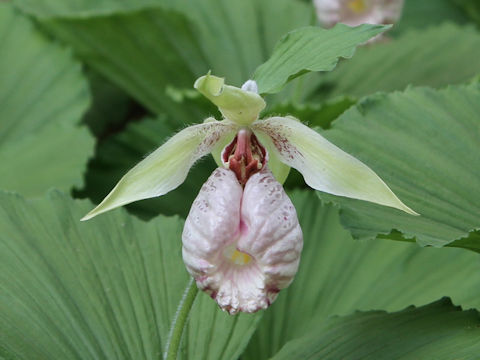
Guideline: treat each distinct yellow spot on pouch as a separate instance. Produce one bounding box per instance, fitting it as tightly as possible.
[348,0,367,13]
[224,244,252,265]
[231,249,252,265]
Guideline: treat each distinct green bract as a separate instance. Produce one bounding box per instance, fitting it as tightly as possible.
[82,74,417,221]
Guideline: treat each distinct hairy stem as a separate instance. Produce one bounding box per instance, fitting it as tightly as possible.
[164,278,198,360]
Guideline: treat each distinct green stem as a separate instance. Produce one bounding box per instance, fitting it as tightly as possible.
[164,278,198,360]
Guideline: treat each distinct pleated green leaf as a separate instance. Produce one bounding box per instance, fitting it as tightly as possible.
[318,83,480,250]
[253,24,390,94]
[245,191,480,359]
[326,23,480,98]
[0,191,260,360]
[43,6,208,123]
[0,123,94,198]
[13,0,313,122]
[183,294,261,360]
[272,299,480,360]
[12,0,159,17]
[0,4,93,196]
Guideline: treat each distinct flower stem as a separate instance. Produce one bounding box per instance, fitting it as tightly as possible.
[164,278,198,360]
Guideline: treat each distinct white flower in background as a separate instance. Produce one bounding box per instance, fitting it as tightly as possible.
[81,73,417,314]
[314,0,404,29]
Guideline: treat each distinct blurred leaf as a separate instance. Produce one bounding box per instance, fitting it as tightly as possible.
[253,24,389,94]
[325,23,480,98]
[81,116,216,219]
[392,0,469,34]
[0,3,93,196]
[245,191,480,359]
[12,0,159,17]
[450,229,480,252]
[455,0,480,25]
[82,71,132,137]
[0,190,260,359]
[13,0,314,123]
[318,83,480,250]
[272,298,480,360]
[266,96,356,130]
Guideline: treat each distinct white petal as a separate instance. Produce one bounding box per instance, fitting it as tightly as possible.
[81,120,236,220]
[252,117,418,215]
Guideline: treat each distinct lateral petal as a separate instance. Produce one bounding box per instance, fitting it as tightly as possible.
[252,117,418,215]
[81,120,236,220]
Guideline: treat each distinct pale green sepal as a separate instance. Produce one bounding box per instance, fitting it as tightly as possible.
[253,129,291,184]
[81,119,236,220]
[194,73,266,126]
[252,117,418,215]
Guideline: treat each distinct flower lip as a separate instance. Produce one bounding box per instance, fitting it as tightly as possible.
[182,167,303,314]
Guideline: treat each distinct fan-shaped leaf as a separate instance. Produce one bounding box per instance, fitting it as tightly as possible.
[0,191,259,359]
[272,299,480,360]
[253,24,390,94]
[326,23,480,98]
[0,4,93,196]
[245,191,480,359]
[13,0,314,122]
[319,83,480,250]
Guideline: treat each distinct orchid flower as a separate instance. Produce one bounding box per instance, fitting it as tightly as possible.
[82,73,416,314]
[314,0,404,40]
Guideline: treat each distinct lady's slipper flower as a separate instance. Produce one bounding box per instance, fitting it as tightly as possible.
[314,0,404,31]
[81,73,417,313]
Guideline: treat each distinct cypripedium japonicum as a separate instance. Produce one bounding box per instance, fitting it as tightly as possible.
[82,73,417,314]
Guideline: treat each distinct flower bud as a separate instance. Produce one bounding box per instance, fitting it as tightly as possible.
[182,167,303,314]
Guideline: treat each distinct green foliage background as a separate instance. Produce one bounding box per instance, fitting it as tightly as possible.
[1,0,480,359]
